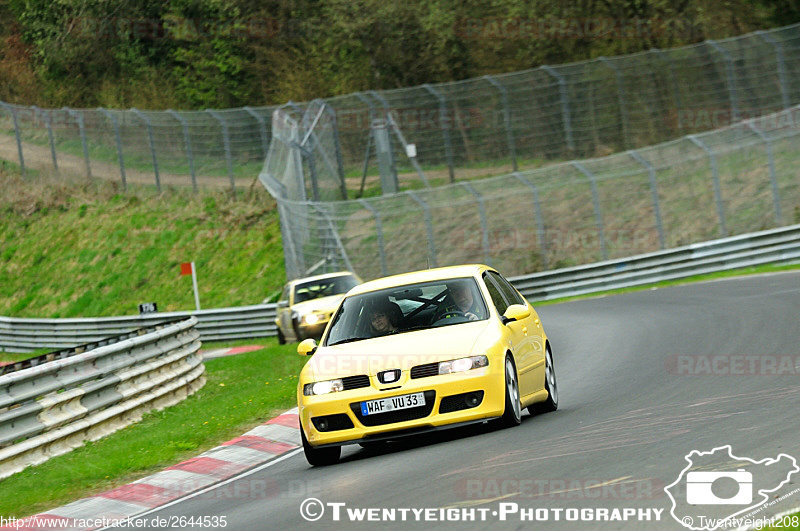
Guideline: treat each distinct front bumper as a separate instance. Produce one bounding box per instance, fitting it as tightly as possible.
[298,363,505,447]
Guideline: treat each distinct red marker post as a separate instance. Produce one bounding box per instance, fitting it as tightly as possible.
[180,261,201,311]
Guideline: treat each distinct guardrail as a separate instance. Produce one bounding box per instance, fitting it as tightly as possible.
[0,303,276,354]
[509,224,800,301]
[0,317,204,479]
[1,225,799,355]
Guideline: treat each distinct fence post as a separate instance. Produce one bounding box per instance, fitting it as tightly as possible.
[627,150,666,249]
[355,92,377,196]
[358,199,388,276]
[131,108,161,192]
[406,191,438,267]
[97,109,127,190]
[166,110,197,192]
[460,183,493,266]
[32,107,58,177]
[243,106,270,161]
[207,110,236,195]
[570,161,608,261]
[597,57,631,150]
[754,30,790,110]
[688,134,727,237]
[541,65,575,153]
[0,103,25,176]
[513,172,548,270]
[706,40,740,123]
[316,100,347,199]
[746,121,782,225]
[483,75,518,171]
[64,107,91,179]
[422,84,455,183]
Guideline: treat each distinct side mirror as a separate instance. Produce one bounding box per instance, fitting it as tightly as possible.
[297,338,317,356]
[277,300,289,309]
[502,304,531,324]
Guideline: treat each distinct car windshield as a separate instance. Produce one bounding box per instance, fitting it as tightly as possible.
[324,277,488,346]
[293,275,359,303]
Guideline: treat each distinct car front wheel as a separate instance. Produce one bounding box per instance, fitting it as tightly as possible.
[301,427,341,466]
[495,355,522,428]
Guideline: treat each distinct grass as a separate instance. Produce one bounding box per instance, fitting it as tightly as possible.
[0,339,307,519]
[0,172,286,318]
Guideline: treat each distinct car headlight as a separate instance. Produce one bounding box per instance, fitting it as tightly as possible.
[438,355,488,375]
[303,378,344,396]
[303,313,321,325]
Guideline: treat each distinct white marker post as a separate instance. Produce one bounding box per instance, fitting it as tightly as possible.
[181,262,201,311]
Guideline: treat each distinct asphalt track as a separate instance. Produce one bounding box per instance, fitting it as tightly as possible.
[113,272,800,530]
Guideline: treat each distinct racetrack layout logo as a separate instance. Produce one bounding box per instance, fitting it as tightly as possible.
[666,446,799,530]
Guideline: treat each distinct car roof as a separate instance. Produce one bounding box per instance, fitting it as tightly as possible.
[287,271,356,288]
[347,264,492,296]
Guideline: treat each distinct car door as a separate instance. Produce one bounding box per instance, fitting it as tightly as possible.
[484,271,544,398]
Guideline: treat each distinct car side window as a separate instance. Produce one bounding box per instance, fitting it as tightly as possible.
[487,271,525,306]
[482,272,509,315]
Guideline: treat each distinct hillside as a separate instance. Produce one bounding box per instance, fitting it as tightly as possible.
[0,171,286,318]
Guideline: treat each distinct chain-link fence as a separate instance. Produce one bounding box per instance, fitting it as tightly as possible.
[263,102,800,281]
[2,24,800,193]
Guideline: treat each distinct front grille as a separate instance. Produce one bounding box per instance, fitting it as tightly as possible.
[439,391,485,414]
[350,390,436,426]
[311,414,354,432]
[342,375,370,390]
[410,362,439,379]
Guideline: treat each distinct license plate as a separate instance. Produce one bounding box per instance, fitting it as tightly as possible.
[360,392,426,416]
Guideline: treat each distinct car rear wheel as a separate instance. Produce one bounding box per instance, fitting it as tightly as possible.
[496,355,522,428]
[529,344,558,414]
[301,427,341,466]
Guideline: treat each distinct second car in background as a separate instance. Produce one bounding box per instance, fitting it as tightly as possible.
[274,271,361,344]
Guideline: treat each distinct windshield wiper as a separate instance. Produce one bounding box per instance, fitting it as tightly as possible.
[328,336,371,346]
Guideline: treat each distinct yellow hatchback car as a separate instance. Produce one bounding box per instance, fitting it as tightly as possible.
[296,264,558,466]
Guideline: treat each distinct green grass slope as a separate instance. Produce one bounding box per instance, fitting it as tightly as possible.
[0,172,286,318]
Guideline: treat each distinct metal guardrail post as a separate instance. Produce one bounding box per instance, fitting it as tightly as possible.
[406,191,438,267]
[570,161,608,260]
[367,91,399,189]
[513,173,548,270]
[541,65,575,152]
[650,48,683,114]
[357,199,388,276]
[688,134,728,237]
[207,110,236,194]
[97,109,127,190]
[422,84,455,183]
[627,150,666,249]
[0,103,25,177]
[754,31,790,110]
[483,75,518,172]
[460,183,493,266]
[597,57,630,150]
[746,121,782,224]
[167,110,197,192]
[706,40,740,123]
[131,108,161,192]
[243,106,270,161]
[64,107,91,179]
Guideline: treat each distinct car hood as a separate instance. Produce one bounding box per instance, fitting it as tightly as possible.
[292,294,344,315]
[307,320,491,379]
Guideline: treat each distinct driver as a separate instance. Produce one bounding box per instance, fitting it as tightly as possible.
[433,280,484,322]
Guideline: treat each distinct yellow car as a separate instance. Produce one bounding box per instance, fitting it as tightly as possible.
[296,264,558,466]
[274,271,361,344]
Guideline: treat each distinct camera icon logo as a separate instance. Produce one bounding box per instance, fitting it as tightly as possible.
[685,469,752,505]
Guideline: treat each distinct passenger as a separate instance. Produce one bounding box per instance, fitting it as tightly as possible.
[368,299,402,335]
